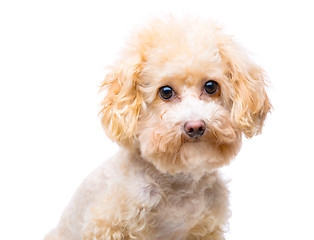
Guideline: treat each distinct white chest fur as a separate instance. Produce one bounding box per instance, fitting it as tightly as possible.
[134,169,228,240]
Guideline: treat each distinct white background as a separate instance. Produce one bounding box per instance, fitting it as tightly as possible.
[1,0,314,239]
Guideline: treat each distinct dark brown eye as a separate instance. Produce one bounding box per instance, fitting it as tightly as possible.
[204,81,219,95]
[159,86,174,100]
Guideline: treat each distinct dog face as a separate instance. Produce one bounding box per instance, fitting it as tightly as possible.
[100,17,271,175]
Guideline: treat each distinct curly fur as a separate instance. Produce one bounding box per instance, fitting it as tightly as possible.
[44,16,271,240]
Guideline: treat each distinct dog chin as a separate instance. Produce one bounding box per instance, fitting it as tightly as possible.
[139,132,242,176]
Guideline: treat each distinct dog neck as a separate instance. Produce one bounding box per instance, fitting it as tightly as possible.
[124,147,219,188]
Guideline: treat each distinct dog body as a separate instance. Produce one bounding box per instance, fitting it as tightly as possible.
[47,150,228,240]
[45,16,270,240]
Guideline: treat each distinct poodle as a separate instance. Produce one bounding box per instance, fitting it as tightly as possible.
[44,16,271,240]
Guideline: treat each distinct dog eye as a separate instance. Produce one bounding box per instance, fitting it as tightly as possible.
[204,81,219,95]
[159,86,174,100]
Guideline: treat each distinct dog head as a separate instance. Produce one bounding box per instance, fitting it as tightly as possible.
[100,17,271,175]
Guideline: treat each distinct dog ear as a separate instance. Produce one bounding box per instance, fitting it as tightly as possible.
[219,38,272,138]
[99,55,143,145]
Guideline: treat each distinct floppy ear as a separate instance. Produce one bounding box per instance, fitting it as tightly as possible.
[99,55,143,145]
[219,38,272,138]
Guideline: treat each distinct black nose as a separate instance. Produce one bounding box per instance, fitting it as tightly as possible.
[184,120,206,138]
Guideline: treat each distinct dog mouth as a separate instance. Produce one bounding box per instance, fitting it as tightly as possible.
[183,138,202,143]
[180,130,215,146]
[182,134,210,144]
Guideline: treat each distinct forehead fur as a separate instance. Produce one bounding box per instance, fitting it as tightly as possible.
[135,17,221,55]
[126,16,224,72]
